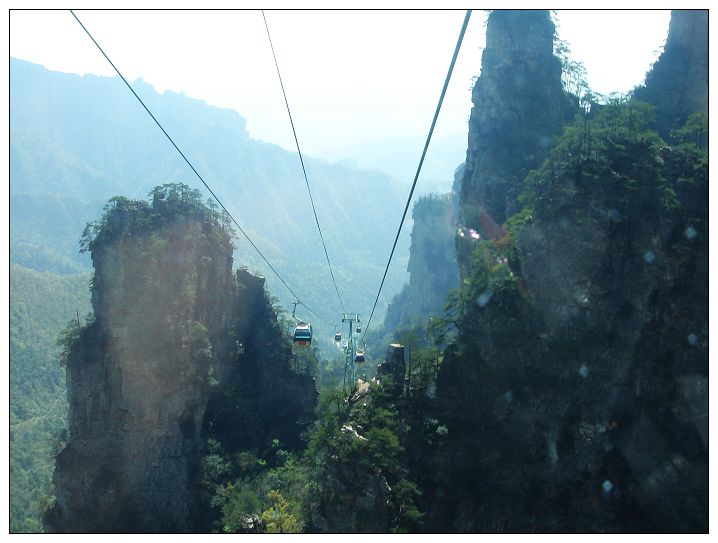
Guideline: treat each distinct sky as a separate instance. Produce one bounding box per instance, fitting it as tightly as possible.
[9,9,672,155]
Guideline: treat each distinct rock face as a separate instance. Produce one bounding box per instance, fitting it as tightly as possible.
[310,451,392,534]
[458,9,569,255]
[430,9,708,533]
[46,212,233,533]
[383,186,459,334]
[204,267,317,454]
[376,343,406,396]
[45,194,316,532]
[634,10,708,137]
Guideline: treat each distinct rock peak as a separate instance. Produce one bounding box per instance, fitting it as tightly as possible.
[665,9,707,54]
[457,8,569,275]
[485,9,555,54]
[633,9,707,136]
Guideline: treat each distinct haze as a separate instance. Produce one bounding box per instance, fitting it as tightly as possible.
[10,9,670,155]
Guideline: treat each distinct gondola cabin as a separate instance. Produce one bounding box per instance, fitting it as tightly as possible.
[355,350,365,364]
[356,324,361,333]
[334,331,342,342]
[293,323,312,348]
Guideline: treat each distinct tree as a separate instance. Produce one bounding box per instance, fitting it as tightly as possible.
[261,490,301,533]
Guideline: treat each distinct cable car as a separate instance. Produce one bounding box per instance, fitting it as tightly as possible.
[335,331,342,342]
[293,323,312,347]
[356,324,361,333]
[355,350,365,364]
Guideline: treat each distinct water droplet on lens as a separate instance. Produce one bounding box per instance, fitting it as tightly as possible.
[476,290,493,307]
[539,136,553,148]
[607,208,621,222]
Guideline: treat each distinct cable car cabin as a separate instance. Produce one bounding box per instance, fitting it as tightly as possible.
[293,323,312,348]
[334,331,342,342]
[355,350,365,364]
[356,324,361,333]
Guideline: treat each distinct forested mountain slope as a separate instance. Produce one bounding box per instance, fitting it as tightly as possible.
[10,265,91,532]
[12,8,707,534]
[10,58,411,342]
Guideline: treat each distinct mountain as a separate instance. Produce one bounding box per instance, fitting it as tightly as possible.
[431,9,708,531]
[377,181,460,349]
[10,58,412,351]
[633,8,708,137]
[301,9,707,533]
[43,195,316,532]
[13,7,708,534]
[9,57,412,532]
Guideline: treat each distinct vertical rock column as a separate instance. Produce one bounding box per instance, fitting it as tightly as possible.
[458,9,567,274]
[633,9,707,136]
[46,215,233,533]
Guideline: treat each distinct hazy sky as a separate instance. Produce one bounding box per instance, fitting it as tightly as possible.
[10,9,671,155]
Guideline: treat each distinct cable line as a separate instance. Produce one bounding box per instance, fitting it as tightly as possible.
[261,10,347,315]
[69,9,327,325]
[362,9,472,342]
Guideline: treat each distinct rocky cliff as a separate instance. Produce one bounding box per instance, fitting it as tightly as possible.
[430,9,708,532]
[383,181,459,336]
[634,10,708,138]
[45,186,316,532]
[203,266,317,455]
[458,9,572,261]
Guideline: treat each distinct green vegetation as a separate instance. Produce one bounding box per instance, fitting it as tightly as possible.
[9,17,708,532]
[376,191,459,360]
[10,265,91,533]
[438,100,708,353]
[519,98,707,231]
[196,436,310,533]
[80,183,235,255]
[305,381,425,533]
[12,97,707,534]
[194,361,449,534]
